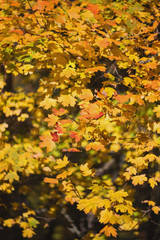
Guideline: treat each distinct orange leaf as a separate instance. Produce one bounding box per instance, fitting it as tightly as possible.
[52,108,68,116]
[85,66,105,73]
[152,206,160,214]
[39,135,55,153]
[63,148,81,152]
[70,131,81,142]
[86,142,105,151]
[44,115,59,127]
[115,93,132,103]
[44,178,58,184]
[100,225,117,238]
[87,3,100,15]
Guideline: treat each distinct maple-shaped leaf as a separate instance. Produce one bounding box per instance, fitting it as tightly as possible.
[123,166,137,180]
[115,93,132,103]
[100,225,117,238]
[86,142,105,151]
[56,169,74,179]
[44,178,58,184]
[152,206,160,214]
[79,89,93,101]
[58,95,76,107]
[79,110,104,120]
[33,0,59,11]
[22,228,35,238]
[108,189,128,203]
[3,219,15,228]
[99,209,113,224]
[28,217,39,228]
[39,96,57,110]
[68,6,81,19]
[44,115,59,127]
[104,87,116,98]
[39,135,55,153]
[70,131,81,143]
[54,155,69,169]
[4,172,19,183]
[115,204,134,214]
[145,62,158,70]
[153,105,160,118]
[77,197,101,214]
[59,119,72,125]
[87,3,100,15]
[51,132,59,142]
[65,189,79,204]
[61,67,77,78]
[52,108,68,116]
[55,124,65,134]
[148,178,158,188]
[60,62,77,78]
[80,163,93,177]
[93,112,104,119]
[62,180,73,192]
[142,200,156,207]
[132,174,147,186]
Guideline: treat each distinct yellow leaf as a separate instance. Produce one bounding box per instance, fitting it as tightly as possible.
[3,219,15,228]
[153,105,160,118]
[108,189,128,203]
[80,163,93,177]
[79,89,93,101]
[58,95,76,107]
[149,178,158,188]
[39,95,57,110]
[142,200,155,207]
[115,204,134,214]
[4,172,19,183]
[56,169,74,179]
[62,180,73,191]
[22,228,35,238]
[100,225,117,238]
[123,166,137,180]
[127,167,137,175]
[120,219,138,231]
[54,155,69,169]
[132,174,147,186]
[152,206,160,215]
[123,77,135,87]
[20,221,29,229]
[44,114,59,126]
[104,87,116,98]
[60,65,77,78]
[110,143,121,152]
[99,209,113,224]
[78,197,101,214]
[17,113,29,122]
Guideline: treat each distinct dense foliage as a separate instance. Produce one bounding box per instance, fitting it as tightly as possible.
[0,0,160,239]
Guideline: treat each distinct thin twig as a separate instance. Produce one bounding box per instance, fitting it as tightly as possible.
[26,0,42,28]
[68,175,82,199]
